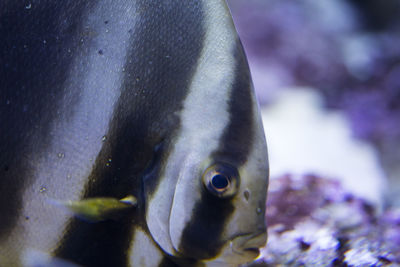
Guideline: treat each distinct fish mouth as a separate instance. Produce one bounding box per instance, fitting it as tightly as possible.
[230,231,267,258]
[201,231,267,265]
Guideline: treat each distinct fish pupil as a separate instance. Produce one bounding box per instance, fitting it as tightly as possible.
[211,174,229,189]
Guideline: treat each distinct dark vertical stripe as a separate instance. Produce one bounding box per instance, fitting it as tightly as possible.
[178,41,255,259]
[212,41,255,166]
[178,190,234,259]
[159,256,203,267]
[54,1,205,266]
[0,1,96,240]
[158,256,181,267]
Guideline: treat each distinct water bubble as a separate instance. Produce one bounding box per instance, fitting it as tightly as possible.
[244,190,250,201]
[39,186,47,193]
[106,158,112,167]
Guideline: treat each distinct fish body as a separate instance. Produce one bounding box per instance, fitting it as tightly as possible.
[0,1,269,266]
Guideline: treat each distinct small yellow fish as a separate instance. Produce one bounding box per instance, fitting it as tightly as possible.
[58,195,137,222]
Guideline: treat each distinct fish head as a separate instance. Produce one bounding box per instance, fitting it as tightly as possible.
[144,79,269,265]
[142,2,269,263]
[169,152,269,266]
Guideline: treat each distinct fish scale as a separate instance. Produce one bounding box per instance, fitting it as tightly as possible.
[0,1,269,267]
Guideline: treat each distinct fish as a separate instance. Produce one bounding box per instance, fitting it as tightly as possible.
[52,195,137,222]
[0,0,269,266]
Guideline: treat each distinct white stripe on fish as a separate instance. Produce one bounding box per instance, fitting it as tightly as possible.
[145,0,238,256]
[3,2,138,265]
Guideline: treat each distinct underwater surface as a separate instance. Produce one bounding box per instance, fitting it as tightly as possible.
[1,1,399,266]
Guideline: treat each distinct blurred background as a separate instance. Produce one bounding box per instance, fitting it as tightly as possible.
[227,0,400,209]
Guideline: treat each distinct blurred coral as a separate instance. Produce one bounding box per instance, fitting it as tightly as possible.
[228,0,400,206]
[243,175,400,266]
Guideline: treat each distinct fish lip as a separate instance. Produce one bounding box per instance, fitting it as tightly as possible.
[230,231,267,257]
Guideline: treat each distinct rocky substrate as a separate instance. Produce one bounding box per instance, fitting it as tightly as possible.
[244,175,400,267]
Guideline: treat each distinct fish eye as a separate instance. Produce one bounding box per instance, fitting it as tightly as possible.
[202,163,239,198]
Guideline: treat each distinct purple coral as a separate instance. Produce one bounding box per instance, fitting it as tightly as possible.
[243,175,400,266]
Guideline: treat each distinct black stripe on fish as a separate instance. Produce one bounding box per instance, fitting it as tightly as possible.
[212,41,254,166]
[177,41,255,259]
[177,188,235,259]
[158,256,182,267]
[158,256,202,267]
[52,111,148,266]
[0,1,96,240]
[54,1,205,266]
